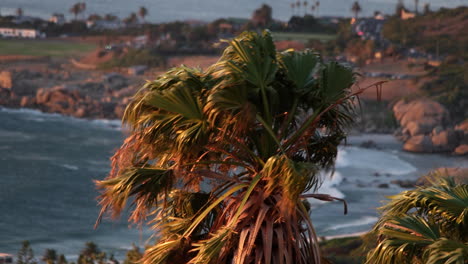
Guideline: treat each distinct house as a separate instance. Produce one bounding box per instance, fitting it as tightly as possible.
[352,18,386,41]
[0,253,13,264]
[400,9,416,20]
[49,13,66,25]
[0,27,44,38]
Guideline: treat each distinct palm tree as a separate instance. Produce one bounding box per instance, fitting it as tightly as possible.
[16,7,23,17]
[42,249,57,264]
[423,3,431,14]
[316,1,320,16]
[57,255,67,264]
[104,13,117,22]
[296,1,301,16]
[69,3,82,21]
[303,1,308,16]
[414,0,419,14]
[138,6,148,23]
[80,2,87,20]
[291,2,296,16]
[351,1,362,19]
[95,31,380,264]
[366,175,468,264]
[124,12,138,25]
[17,241,36,264]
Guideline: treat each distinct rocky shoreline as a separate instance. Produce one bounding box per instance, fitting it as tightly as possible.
[393,98,468,155]
[1,63,466,156]
[0,66,143,120]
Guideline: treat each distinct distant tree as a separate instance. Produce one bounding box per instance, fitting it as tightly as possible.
[88,14,102,21]
[395,0,405,16]
[16,7,23,17]
[316,1,320,16]
[123,12,138,25]
[123,245,142,264]
[17,241,37,264]
[57,255,67,264]
[104,13,118,22]
[291,2,295,16]
[78,242,105,264]
[423,3,430,14]
[303,1,308,15]
[414,0,419,14]
[79,2,86,19]
[351,1,362,19]
[69,3,82,20]
[108,254,119,264]
[296,0,301,16]
[138,6,148,23]
[251,4,272,27]
[42,249,57,264]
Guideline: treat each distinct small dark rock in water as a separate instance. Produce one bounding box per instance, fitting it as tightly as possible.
[360,140,378,149]
[373,172,381,177]
[377,183,389,188]
[391,180,416,188]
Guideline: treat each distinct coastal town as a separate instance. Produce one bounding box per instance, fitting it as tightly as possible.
[0,1,467,263]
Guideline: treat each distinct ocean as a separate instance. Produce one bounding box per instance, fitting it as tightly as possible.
[1,107,467,259]
[0,0,467,23]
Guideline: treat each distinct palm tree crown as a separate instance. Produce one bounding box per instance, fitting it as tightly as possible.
[139,6,148,23]
[95,31,375,264]
[351,1,362,19]
[366,174,468,264]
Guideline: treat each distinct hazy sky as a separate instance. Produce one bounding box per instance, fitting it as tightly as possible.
[1,0,467,22]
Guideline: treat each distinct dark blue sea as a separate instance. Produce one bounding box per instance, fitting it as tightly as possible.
[0,107,466,259]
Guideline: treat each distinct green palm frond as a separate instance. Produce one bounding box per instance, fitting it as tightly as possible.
[424,238,468,264]
[189,226,233,264]
[95,168,173,223]
[367,174,468,264]
[279,49,320,95]
[319,61,355,102]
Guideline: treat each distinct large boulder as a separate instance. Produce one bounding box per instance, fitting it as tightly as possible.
[454,144,468,155]
[35,86,84,115]
[393,99,462,153]
[393,99,450,128]
[0,71,13,89]
[403,135,433,152]
[431,129,459,152]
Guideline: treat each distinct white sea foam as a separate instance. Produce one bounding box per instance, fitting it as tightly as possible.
[0,107,122,130]
[306,171,345,205]
[325,216,378,231]
[61,164,79,171]
[336,146,417,175]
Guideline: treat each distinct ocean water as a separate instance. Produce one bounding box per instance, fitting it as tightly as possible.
[1,0,467,23]
[0,108,467,258]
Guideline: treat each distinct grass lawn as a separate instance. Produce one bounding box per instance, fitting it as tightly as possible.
[271,31,336,43]
[0,39,96,57]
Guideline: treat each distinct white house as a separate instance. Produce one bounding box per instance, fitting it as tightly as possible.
[0,28,44,38]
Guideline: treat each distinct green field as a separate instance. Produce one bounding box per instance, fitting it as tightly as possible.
[0,39,96,57]
[271,32,336,43]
